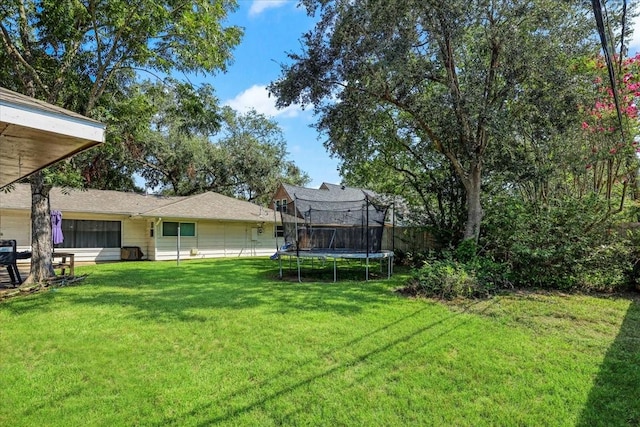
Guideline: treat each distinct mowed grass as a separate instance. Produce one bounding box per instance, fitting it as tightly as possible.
[1,258,639,426]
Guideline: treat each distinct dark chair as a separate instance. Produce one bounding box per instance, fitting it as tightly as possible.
[0,240,23,285]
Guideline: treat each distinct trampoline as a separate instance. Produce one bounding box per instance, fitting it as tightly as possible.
[277,249,394,282]
[274,191,394,282]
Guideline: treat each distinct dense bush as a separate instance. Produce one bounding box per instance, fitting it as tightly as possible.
[481,195,638,292]
[404,245,511,299]
[401,195,640,299]
[407,259,480,299]
[394,248,430,268]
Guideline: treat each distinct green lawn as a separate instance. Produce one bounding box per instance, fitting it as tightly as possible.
[1,258,639,426]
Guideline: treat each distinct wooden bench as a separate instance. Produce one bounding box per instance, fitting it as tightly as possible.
[52,252,75,277]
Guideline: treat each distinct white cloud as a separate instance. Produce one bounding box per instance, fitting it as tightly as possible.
[224,84,303,118]
[249,0,289,17]
[289,144,303,154]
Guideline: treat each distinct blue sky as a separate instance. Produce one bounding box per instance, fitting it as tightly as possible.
[200,0,338,189]
[189,1,640,189]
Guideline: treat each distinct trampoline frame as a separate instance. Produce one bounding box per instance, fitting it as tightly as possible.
[277,249,394,282]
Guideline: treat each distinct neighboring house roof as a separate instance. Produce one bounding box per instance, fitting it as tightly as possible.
[276,182,412,226]
[280,183,332,201]
[0,184,277,223]
[0,86,105,188]
[282,182,378,202]
[279,182,384,216]
[319,182,378,200]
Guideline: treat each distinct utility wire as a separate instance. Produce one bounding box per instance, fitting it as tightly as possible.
[591,0,625,140]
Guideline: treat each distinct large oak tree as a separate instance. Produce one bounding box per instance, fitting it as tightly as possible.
[135,80,310,203]
[0,0,242,283]
[269,0,598,242]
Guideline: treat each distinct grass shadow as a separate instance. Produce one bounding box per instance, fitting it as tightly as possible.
[156,304,479,426]
[577,294,640,426]
[2,258,405,322]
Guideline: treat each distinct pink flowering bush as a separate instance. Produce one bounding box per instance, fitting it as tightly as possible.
[577,53,640,202]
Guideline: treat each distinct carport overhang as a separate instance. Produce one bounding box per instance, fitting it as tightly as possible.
[0,87,105,189]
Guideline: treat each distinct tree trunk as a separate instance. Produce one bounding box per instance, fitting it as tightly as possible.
[23,171,55,285]
[463,162,483,242]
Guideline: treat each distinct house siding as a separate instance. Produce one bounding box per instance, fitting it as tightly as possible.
[147,221,158,261]
[0,210,31,247]
[1,185,282,264]
[57,213,145,262]
[271,186,292,214]
[0,209,32,263]
[122,217,150,260]
[154,220,278,260]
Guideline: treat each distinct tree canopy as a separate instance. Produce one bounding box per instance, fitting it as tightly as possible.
[270,0,608,242]
[215,107,310,204]
[134,82,310,203]
[0,0,242,283]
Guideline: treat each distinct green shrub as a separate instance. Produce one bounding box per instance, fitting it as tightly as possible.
[394,248,429,268]
[454,239,478,263]
[574,241,634,291]
[482,195,636,292]
[405,256,509,299]
[409,259,477,299]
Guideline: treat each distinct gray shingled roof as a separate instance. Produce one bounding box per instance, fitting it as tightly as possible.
[282,182,378,202]
[0,184,277,223]
[281,182,384,216]
[281,183,333,201]
[319,182,378,200]
[141,191,275,222]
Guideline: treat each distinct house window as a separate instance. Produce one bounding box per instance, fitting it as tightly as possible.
[281,199,288,214]
[162,222,196,237]
[274,225,284,238]
[59,219,121,248]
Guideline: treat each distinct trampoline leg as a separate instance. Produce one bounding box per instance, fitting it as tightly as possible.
[278,255,283,279]
[297,256,302,283]
[366,257,369,281]
[334,258,337,282]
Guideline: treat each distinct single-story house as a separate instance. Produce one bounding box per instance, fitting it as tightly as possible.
[0,184,280,263]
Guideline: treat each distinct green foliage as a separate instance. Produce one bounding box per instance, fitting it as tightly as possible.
[409,259,484,300]
[393,248,428,268]
[0,0,243,190]
[482,195,636,291]
[215,107,310,204]
[270,0,599,241]
[404,247,510,299]
[137,99,310,200]
[454,239,478,264]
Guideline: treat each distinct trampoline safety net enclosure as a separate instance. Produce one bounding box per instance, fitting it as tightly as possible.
[276,193,394,281]
[283,196,388,254]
